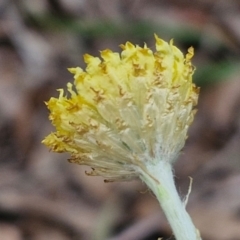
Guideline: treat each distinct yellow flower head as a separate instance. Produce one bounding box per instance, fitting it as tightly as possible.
[43,34,199,182]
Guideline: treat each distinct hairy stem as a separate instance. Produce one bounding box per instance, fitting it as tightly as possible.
[139,161,201,240]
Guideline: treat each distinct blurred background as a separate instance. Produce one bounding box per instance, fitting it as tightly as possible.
[1,0,240,239]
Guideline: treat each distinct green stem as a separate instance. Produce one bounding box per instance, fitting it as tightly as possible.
[139,161,201,240]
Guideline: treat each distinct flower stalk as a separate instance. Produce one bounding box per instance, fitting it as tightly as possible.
[139,161,201,240]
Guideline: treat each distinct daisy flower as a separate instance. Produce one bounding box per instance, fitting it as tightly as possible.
[43,34,201,240]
